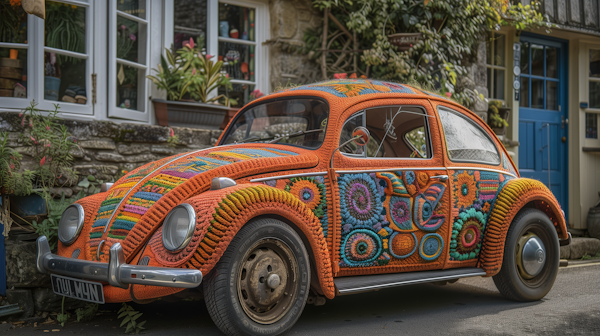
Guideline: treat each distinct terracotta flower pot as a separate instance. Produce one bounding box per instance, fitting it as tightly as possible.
[152,99,239,129]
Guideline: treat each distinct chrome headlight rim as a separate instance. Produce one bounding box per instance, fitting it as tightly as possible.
[58,203,85,245]
[162,203,196,252]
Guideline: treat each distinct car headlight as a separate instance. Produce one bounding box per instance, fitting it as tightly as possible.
[58,204,85,245]
[162,204,196,252]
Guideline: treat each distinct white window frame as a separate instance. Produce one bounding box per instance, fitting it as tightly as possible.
[165,0,270,103]
[486,32,507,102]
[0,0,94,116]
[108,0,152,122]
[584,44,600,145]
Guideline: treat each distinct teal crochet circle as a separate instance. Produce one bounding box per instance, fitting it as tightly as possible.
[419,233,444,261]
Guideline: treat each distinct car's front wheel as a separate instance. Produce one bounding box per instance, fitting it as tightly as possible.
[203,218,310,336]
[492,208,560,301]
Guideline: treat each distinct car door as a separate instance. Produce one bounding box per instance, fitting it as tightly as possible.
[330,100,451,276]
[435,104,517,268]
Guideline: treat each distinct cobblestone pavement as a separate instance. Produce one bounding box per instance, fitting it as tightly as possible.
[5,263,600,335]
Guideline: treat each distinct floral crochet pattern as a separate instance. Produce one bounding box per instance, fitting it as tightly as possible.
[339,173,383,227]
[419,233,444,261]
[454,171,477,210]
[449,208,487,261]
[342,229,384,267]
[287,79,414,98]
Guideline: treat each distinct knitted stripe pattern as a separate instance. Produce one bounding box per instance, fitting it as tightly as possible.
[479,178,568,276]
[336,170,449,273]
[284,79,415,97]
[147,184,335,299]
[87,146,305,261]
[448,170,514,261]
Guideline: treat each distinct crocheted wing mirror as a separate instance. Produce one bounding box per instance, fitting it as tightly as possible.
[330,126,370,169]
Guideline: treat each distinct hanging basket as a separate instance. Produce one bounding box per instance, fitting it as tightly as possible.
[387,33,422,51]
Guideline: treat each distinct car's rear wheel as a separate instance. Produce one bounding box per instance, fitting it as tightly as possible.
[203,218,310,336]
[492,208,560,301]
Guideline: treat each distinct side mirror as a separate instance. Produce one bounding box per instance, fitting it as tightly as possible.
[352,126,370,147]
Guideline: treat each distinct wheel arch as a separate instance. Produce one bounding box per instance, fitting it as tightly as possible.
[479,178,567,276]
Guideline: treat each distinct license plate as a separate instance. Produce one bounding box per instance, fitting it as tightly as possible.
[51,274,105,304]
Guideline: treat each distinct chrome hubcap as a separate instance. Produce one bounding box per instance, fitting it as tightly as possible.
[517,234,546,279]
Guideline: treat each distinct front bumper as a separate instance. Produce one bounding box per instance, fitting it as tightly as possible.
[36,236,202,289]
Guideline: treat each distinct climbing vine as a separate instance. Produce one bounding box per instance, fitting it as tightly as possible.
[306,0,551,106]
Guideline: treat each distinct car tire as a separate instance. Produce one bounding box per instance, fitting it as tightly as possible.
[492,208,560,302]
[203,217,310,336]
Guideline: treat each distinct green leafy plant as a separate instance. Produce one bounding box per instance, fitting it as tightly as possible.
[57,296,70,327]
[0,132,34,195]
[75,303,98,322]
[306,0,552,107]
[488,100,509,128]
[147,48,190,101]
[45,2,86,63]
[118,303,147,334]
[0,0,27,43]
[77,175,104,195]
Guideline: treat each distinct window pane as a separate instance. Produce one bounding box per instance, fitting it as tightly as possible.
[219,3,255,42]
[0,3,27,43]
[116,64,143,110]
[590,50,600,78]
[0,47,27,98]
[546,47,557,78]
[44,51,87,103]
[586,113,598,139]
[493,69,505,100]
[340,113,364,155]
[45,1,86,53]
[546,81,558,111]
[174,0,207,50]
[520,41,529,75]
[589,81,600,109]
[493,34,505,67]
[438,107,500,164]
[218,83,255,107]
[365,107,430,158]
[117,0,147,20]
[117,16,147,65]
[520,77,529,107]
[219,42,255,81]
[531,78,544,109]
[531,44,544,76]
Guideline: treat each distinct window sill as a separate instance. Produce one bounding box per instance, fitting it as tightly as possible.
[582,147,600,152]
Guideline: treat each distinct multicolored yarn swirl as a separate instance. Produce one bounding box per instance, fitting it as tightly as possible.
[287,79,414,98]
[338,173,384,227]
[88,147,301,260]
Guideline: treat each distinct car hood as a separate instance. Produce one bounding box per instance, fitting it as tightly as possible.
[87,145,319,262]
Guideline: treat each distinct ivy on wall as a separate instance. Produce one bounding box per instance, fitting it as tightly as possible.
[305,0,551,106]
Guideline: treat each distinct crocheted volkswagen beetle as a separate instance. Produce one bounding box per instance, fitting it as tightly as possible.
[37,79,569,336]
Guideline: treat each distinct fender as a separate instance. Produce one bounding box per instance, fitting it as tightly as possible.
[479,178,568,276]
[136,184,335,300]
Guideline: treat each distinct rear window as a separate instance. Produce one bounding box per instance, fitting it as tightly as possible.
[437,107,500,164]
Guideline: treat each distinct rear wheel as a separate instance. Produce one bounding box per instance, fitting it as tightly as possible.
[203,218,310,336]
[492,208,560,301]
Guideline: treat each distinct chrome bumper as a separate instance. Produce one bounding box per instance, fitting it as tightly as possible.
[560,232,572,246]
[36,236,202,289]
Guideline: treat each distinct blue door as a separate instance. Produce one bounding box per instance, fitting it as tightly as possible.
[518,34,568,216]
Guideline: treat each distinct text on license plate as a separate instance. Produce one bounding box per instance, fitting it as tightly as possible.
[51,274,105,304]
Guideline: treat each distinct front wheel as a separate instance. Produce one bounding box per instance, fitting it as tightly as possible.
[492,208,560,301]
[203,218,310,336]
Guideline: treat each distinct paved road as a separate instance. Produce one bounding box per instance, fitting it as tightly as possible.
[6,263,600,335]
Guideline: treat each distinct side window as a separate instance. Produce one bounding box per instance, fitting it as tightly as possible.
[437,107,500,164]
[339,106,431,159]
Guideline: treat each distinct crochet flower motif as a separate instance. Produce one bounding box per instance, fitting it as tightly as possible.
[454,171,477,209]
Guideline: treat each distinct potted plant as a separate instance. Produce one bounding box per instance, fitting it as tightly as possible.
[148,39,239,129]
[487,100,509,136]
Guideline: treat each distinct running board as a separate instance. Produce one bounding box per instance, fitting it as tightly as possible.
[334,268,487,295]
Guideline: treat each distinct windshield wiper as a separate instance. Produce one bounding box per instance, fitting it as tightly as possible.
[268,129,324,144]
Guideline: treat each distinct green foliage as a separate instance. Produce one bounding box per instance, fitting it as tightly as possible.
[75,303,99,323]
[77,174,104,195]
[0,0,26,43]
[0,132,34,195]
[147,42,236,106]
[118,303,147,334]
[57,296,70,327]
[488,100,509,128]
[45,2,86,63]
[32,191,84,250]
[307,0,552,106]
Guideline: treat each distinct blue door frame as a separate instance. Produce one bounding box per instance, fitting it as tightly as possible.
[518,33,569,218]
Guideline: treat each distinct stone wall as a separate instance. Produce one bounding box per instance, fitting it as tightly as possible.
[268,0,322,89]
[0,111,220,198]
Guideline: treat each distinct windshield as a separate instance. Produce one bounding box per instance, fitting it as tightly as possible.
[220,98,329,149]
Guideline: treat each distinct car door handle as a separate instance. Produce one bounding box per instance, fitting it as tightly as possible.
[430,175,449,182]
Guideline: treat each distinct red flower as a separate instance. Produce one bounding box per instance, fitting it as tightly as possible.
[21,116,25,127]
[445,92,452,98]
[333,73,347,79]
[10,163,14,169]
[30,136,36,143]
[192,68,196,76]
[18,112,22,117]
[169,128,174,137]
[46,126,50,130]
[349,73,357,79]
[189,38,195,49]
[40,156,46,166]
